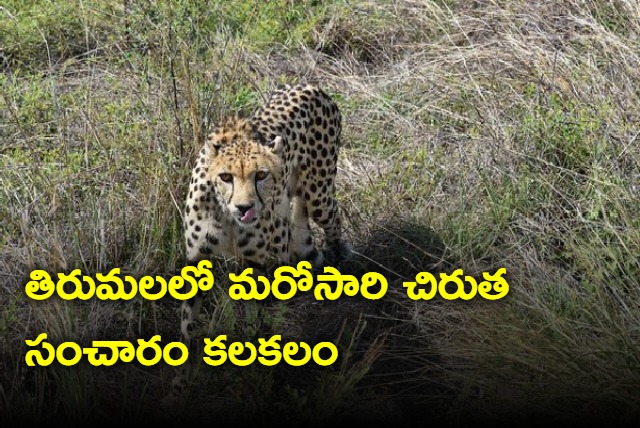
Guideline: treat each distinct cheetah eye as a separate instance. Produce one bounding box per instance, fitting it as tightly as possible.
[255,170,269,181]
[218,173,233,183]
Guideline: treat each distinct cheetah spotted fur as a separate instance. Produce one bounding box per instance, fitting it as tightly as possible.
[168,83,349,400]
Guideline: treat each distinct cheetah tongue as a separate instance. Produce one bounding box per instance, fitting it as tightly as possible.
[240,208,256,223]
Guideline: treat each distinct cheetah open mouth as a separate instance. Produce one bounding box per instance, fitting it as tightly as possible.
[240,208,256,224]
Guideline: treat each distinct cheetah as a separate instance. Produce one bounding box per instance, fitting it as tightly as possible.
[168,83,349,399]
[183,83,346,271]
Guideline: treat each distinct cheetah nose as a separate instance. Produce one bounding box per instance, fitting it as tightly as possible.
[236,204,254,216]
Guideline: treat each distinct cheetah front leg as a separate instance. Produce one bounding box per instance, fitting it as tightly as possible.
[302,176,351,265]
[290,188,323,268]
[312,199,351,264]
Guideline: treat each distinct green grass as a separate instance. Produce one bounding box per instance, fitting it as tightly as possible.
[2,0,640,424]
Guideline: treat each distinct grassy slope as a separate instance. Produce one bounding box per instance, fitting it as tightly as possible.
[2,0,640,424]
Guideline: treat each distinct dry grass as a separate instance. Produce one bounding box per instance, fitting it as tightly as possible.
[2,0,640,424]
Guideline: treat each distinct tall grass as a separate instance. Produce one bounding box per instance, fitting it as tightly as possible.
[2,0,640,424]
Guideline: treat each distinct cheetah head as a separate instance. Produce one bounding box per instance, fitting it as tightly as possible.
[206,121,284,226]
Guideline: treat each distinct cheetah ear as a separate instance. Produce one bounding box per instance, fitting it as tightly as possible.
[205,131,223,156]
[210,144,222,156]
[268,136,284,154]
